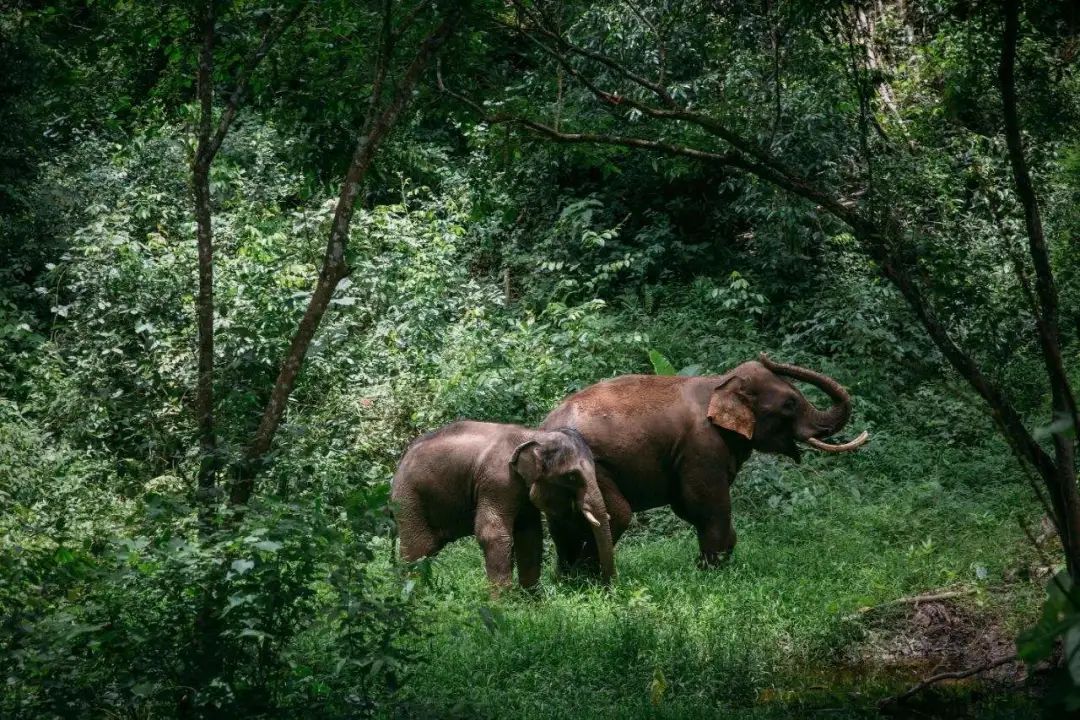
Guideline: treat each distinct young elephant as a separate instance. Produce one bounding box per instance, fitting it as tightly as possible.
[391,421,615,588]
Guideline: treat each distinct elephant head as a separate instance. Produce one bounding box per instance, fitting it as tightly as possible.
[510,429,615,583]
[706,353,869,462]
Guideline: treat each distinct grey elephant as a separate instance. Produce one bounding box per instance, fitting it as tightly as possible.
[391,420,615,588]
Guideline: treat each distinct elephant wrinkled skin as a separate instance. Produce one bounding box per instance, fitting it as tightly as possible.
[391,421,615,588]
[540,354,868,571]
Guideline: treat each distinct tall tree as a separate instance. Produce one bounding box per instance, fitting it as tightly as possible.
[187,0,462,508]
[192,0,308,515]
[182,1,463,711]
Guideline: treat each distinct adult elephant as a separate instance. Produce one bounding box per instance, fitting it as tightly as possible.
[540,354,869,570]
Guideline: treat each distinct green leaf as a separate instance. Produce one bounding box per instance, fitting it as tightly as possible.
[648,349,676,376]
[231,559,255,575]
[1018,570,1080,663]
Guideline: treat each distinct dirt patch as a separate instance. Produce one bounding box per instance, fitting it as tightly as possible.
[847,598,1025,685]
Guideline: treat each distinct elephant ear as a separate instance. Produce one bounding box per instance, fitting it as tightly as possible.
[509,440,543,484]
[707,376,755,440]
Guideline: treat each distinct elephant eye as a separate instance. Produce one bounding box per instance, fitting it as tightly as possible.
[782,397,797,413]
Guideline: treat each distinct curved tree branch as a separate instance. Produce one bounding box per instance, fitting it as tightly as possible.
[497,16,859,225]
[879,654,1017,708]
[510,0,675,105]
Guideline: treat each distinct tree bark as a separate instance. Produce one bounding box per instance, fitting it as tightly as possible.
[193,0,218,506]
[183,5,309,714]
[185,4,223,713]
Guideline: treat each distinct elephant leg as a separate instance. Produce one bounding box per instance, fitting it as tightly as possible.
[513,508,544,589]
[475,507,515,589]
[397,509,442,562]
[694,520,736,568]
[672,461,736,568]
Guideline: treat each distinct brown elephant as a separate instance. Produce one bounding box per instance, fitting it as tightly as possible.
[540,354,868,571]
[391,420,615,588]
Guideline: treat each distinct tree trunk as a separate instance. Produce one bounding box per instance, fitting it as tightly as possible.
[193,0,218,515]
[182,4,310,714]
[1000,0,1080,577]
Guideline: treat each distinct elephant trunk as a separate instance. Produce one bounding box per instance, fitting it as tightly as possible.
[581,473,615,584]
[759,353,852,437]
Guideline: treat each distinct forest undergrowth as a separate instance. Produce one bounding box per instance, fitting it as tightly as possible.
[4,1,1080,717]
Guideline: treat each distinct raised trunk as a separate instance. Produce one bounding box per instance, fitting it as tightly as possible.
[759,354,852,436]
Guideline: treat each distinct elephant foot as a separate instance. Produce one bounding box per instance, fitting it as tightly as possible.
[697,549,734,570]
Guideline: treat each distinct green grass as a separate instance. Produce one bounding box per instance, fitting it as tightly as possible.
[386,436,1048,719]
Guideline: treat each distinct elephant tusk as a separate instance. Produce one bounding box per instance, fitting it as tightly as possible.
[583,510,602,527]
[805,430,870,452]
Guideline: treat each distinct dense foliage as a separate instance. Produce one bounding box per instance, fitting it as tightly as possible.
[2,0,1079,717]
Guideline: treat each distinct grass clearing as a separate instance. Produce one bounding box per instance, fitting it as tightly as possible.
[388,436,1046,719]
